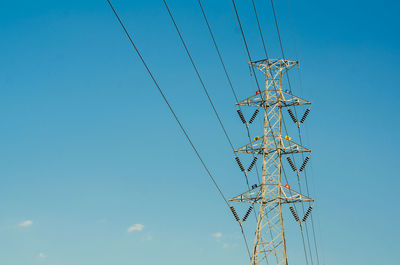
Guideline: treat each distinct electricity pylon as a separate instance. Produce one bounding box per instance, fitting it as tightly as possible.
[231,59,313,265]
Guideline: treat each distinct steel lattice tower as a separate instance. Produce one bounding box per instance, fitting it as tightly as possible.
[230,59,313,265]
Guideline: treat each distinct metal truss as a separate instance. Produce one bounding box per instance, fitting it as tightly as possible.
[249,59,298,76]
[235,136,311,156]
[230,59,313,265]
[230,184,313,205]
[236,90,311,108]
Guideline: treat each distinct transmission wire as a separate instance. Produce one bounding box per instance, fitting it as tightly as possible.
[284,0,322,263]
[197,0,262,186]
[163,0,238,158]
[297,127,321,265]
[197,0,239,103]
[230,1,302,264]
[230,0,263,92]
[268,0,321,263]
[266,0,318,263]
[251,0,269,58]
[105,0,254,259]
[228,1,285,263]
[162,0,252,257]
[269,0,293,92]
[196,5,287,264]
[235,0,314,264]
[105,0,230,206]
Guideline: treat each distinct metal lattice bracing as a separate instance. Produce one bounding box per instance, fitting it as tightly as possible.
[230,59,313,265]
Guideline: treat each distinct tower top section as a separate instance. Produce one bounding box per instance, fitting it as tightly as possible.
[249,59,298,77]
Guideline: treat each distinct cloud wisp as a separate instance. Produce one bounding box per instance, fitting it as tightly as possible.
[127,224,144,233]
[143,234,153,241]
[19,220,33,227]
[212,232,230,248]
[38,253,47,259]
[212,232,223,238]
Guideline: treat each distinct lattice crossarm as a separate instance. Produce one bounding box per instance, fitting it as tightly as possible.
[279,185,314,204]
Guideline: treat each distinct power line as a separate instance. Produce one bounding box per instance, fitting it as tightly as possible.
[196,5,296,265]
[161,0,253,257]
[197,0,239,103]
[268,0,322,263]
[284,0,304,96]
[162,0,256,190]
[251,0,269,58]
[231,0,316,264]
[272,114,311,265]
[227,1,321,264]
[107,0,321,263]
[259,1,318,264]
[196,3,278,264]
[197,0,262,185]
[269,0,293,93]
[230,0,262,92]
[230,0,281,193]
[283,1,322,263]
[230,3,307,263]
[162,0,234,151]
[281,112,314,265]
[105,0,230,206]
[298,127,322,265]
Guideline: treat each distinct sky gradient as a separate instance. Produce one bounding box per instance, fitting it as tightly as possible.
[1,0,399,264]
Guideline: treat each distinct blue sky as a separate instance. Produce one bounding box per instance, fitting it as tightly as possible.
[1,0,399,264]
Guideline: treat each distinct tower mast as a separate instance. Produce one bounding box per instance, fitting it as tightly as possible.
[230,59,313,265]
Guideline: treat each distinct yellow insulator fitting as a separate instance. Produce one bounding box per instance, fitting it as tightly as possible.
[254,136,260,141]
[285,135,291,141]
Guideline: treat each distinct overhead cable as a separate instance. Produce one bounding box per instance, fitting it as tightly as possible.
[106,0,229,207]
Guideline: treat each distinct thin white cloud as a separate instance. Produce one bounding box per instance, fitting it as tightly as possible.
[38,253,47,259]
[19,220,33,227]
[127,224,144,233]
[212,232,223,238]
[143,234,153,241]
